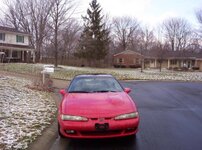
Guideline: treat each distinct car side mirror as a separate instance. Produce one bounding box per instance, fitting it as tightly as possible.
[124,88,131,93]
[59,89,66,96]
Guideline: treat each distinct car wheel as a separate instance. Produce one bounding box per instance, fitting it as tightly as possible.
[58,123,65,138]
[126,134,136,142]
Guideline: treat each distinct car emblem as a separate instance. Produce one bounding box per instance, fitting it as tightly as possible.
[99,118,105,122]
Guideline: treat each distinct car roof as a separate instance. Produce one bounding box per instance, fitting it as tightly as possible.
[74,74,114,78]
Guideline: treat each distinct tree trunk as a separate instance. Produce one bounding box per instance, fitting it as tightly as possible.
[54,22,58,67]
[159,62,162,72]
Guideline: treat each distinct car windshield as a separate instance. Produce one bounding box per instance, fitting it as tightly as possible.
[68,76,123,93]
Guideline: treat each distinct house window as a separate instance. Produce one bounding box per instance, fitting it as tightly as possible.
[12,51,19,58]
[118,58,124,63]
[0,33,5,41]
[171,60,177,65]
[16,35,24,43]
[192,60,195,66]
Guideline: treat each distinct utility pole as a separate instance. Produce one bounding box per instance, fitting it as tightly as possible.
[140,45,144,73]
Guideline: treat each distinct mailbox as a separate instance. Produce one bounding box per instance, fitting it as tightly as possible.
[43,65,54,73]
[41,64,54,84]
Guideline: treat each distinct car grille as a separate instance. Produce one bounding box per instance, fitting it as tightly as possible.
[90,117,112,121]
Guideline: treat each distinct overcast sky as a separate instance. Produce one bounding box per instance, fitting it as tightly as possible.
[77,0,202,28]
[0,0,202,28]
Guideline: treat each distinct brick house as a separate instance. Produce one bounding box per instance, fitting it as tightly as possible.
[113,50,143,68]
[198,60,202,71]
[0,26,35,63]
[113,50,202,71]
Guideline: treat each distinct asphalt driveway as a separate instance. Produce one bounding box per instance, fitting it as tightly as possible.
[50,81,202,150]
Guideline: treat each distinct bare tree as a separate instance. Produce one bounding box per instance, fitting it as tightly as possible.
[196,9,202,36]
[140,26,156,51]
[156,43,165,72]
[186,32,202,52]
[30,0,54,61]
[196,9,202,22]
[60,18,81,64]
[112,16,140,51]
[49,0,76,67]
[129,28,143,51]
[135,27,156,73]
[196,9,202,53]
[162,18,192,51]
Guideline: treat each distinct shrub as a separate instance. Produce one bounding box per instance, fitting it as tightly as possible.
[129,64,141,68]
[192,66,199,70]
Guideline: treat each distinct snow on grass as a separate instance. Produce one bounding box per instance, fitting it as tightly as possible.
[0,63,42,75]
[1,63,202,81]
[52,66,202,81]
[0,76,57,150]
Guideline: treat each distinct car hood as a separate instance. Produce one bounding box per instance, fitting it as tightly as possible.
[61,92,137,118]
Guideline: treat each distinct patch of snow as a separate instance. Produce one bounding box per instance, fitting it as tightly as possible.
[0,76,57,150]
[56,65,202,81]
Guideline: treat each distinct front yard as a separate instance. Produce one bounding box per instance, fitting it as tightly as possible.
[0,75,57,150]
[1,63,202,81]
[0,63,202,149]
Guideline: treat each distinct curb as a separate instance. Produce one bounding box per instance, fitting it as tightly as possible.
[28,92,61,150]
[28,120,58,150]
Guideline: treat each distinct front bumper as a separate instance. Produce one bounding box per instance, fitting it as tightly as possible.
[58,116,139,139]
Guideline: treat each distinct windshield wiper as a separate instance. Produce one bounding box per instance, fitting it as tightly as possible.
[93,90,117,93]
[69,91,90,93]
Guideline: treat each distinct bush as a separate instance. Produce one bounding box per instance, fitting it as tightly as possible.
[192,66,199,70]
[181,67,188,71]
[173,67,179,70]
[114,65,126,68]
[114,65,120,68]
[120,65,126,68]
[129,64,141,68]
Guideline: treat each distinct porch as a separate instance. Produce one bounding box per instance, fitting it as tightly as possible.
[145,58,196,69]
[0,44,35,63]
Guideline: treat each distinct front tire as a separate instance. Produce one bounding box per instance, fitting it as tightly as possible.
[126,134,136,142]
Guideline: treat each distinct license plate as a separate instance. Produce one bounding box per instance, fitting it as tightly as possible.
[95,123,109,131]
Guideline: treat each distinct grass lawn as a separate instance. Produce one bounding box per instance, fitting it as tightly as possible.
[0,75,57,149]
[0,63,202,81]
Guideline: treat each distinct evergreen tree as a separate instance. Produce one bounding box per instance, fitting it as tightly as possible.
[75,0,110,66]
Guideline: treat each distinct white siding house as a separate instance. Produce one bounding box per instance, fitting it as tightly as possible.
[0,26,35,63]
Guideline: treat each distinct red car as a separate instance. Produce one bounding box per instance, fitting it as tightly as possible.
[58,74,139,139]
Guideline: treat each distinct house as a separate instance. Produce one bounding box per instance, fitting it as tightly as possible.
[113,50,202,71]
[144,50,202,71]
[113,50,143,68]
[198,60,202,71]
[0,26,35,63]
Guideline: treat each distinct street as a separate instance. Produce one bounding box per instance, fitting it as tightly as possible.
[50,81,202,150]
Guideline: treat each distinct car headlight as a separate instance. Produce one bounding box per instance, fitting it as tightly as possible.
[61,114,88,121]
[114,112,138,120]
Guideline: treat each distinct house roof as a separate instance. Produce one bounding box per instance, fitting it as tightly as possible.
[114,49,202,60]
[0,43,34,51]
[113,50,142,57]
[0,26,30,35]
[143,50,202,59]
